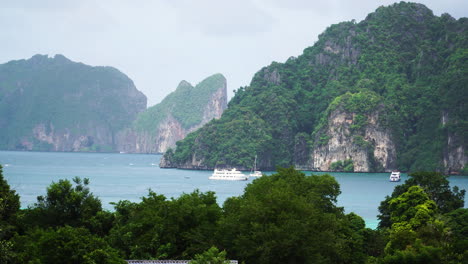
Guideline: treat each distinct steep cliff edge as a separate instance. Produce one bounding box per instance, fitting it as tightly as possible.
[0,54,147,152]
[116,74,227,153]
[442,112,468,174]
[163,3,467,173]
[308,91,397,172]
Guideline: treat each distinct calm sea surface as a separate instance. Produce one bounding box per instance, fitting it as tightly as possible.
[1,151,467,229]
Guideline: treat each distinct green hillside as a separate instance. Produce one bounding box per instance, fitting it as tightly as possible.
[0,54,147,151]
[165,2,467,173]
[134,73,226,131]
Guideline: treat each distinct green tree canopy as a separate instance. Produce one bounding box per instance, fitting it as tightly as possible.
[0,165,20,234]
[190,246,231,264]
[382,186,445,264]
[218,167,366,264]
[12,226,125,264]
[108,189,222,260]
[0,165,21,263]
[22,177,103,230]
[378,171,465,229]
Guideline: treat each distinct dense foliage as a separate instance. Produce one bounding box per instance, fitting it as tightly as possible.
[0,165,20,263]
[0,54,146,151]
[107,190,221,259]
[0,165,466,263]
[134,74,226,131]
[217,167,368,264]
[165,2,467,173]
[378,171,466,229]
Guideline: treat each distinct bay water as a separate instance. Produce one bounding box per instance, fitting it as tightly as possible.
[2,150,467,229]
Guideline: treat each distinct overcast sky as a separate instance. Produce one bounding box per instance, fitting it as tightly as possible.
[1,0,466,106]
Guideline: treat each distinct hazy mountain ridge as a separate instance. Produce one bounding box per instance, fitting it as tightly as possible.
[162,2,467,173]
[115,74,228,153]
[0,54,147,152]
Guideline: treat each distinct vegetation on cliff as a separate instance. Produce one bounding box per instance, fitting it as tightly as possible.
[0,54,147,151]
[164,2,467,172]
[134,73,226,131]
[1,165,466,263]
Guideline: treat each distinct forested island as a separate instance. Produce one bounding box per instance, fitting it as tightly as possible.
[116,74,227,154]
[0,2,465,174]
[0,54,147,152]
[0,56,226,154]
[0,164,466,263]
[161,2,467,174]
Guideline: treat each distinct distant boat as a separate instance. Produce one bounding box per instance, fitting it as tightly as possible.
[389,171,401,182]
[209,168,248,181]
[249,155,262,177]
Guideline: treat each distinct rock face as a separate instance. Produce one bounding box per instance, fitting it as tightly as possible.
[31,123,112,152]
[116,74,227,153]
[155,3,467,173]
[442,112,467,174]
[0,54,147,152]
[310,107,397,172]
[116,115,186,153]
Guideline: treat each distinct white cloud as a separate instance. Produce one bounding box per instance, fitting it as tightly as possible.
[165,0,275,36]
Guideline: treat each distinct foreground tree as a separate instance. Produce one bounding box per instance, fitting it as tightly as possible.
[0,165,21,263]
[218,167,367,264]
[378,171,465,228]
[21,177,105,231]
[12,226,125,264]
[190,246,231,264]
[382,186,445,264]
[443,208,468,263]
[0,165,20,234]
[108,189,222,260]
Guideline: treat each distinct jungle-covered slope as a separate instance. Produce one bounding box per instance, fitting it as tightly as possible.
[116,74,227,153]
[162,2,467,173]
[0,54,147,152]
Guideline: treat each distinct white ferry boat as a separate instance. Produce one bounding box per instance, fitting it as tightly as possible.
[389,171,401,182]
[209,168,248,181]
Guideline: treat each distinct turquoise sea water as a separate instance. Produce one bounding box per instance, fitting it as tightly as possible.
[1,150,467,229]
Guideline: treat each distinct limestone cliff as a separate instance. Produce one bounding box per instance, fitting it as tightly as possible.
[0,54,147,152]
[116,74,227,153]
[301,91,397,172]
[442,111,467,174]
[157,3,467,173]
[309,107,397,172]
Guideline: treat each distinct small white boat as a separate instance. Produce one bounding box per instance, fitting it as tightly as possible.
[389,171,401,182]
[249,155,262,177]
[209,168,248,181]
[250,171,262,177]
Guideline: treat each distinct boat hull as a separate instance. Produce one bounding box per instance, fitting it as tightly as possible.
[209,176,248,181]
[210,168,248,181]
[249,171,262,177]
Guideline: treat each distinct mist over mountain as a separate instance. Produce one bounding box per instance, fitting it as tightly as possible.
[0,54,147,152]
[116,74,227,153]
[0,54,228,154]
